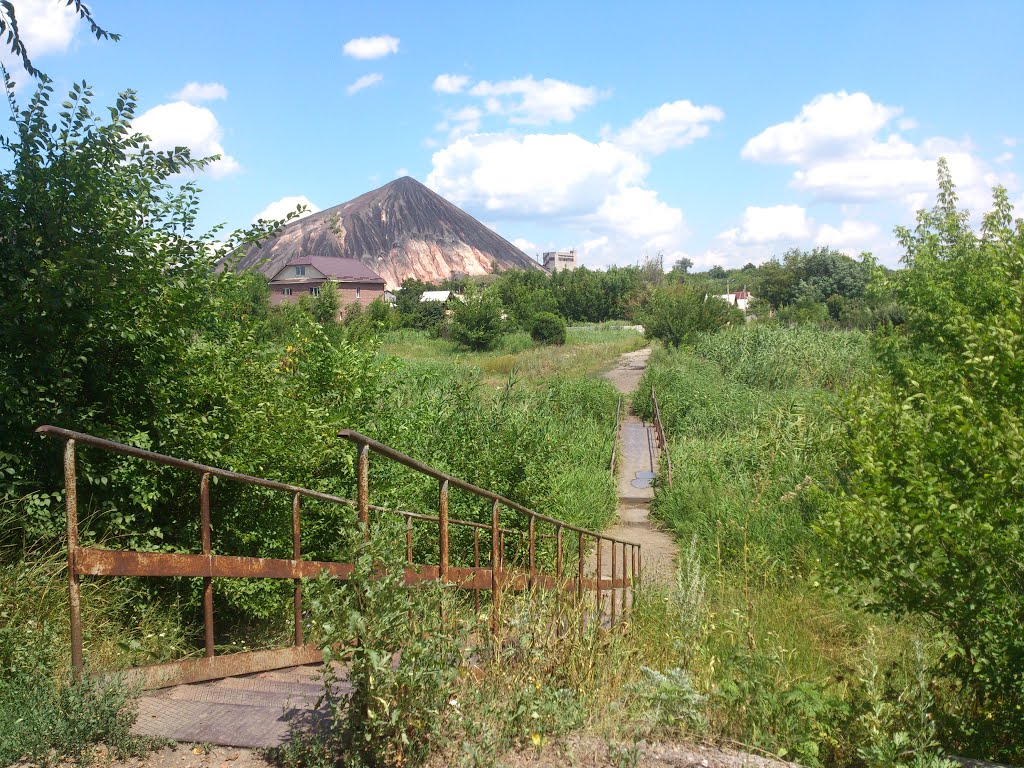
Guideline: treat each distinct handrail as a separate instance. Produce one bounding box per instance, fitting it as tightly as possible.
[38,424,642,687]
[650,385,674,488]
[609,395,622,475]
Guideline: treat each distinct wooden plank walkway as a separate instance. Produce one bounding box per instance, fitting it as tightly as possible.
[132,665,342,748]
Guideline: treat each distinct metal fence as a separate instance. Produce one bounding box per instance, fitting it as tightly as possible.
[37,424,642,689]
[650,385,673,488]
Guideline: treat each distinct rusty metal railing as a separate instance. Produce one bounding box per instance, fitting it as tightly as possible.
[650,385,673,488]
[609,395,622,475]
[38,424,642,689]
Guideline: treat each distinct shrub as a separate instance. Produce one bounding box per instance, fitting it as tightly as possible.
[449,292,505,351]
[640,285,743,348]
[530,312,566,345]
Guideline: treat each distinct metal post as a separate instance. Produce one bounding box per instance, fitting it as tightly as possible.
[292,492,303,647]
[357,442,369,537]
[200,472,214,657]
[405,515,413,564]
[473,527,481,614]
[490,499,500,638]
[610,538,617,627]
[65,440,83,679]
[621,540,627,626]
[595,536,603,622]
[527,514,535,590]
[555,525,563,582]
[577,532,585,602]
[438,479,449,582]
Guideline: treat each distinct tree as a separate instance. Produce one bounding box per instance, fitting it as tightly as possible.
[448,292,505,350]
[1,2,119,79]
[312,281,340,324]
[640,285,743,347]
[530,312,566,345]
[673,257,693,274]
[827,160,1024,757]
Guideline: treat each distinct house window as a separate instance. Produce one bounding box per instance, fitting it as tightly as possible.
[310,286,320,297]
[356,287,361,299]
[283,287,293,296]
[295,266,306,277]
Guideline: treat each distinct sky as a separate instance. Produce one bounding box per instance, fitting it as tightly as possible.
[5,0,1023,270]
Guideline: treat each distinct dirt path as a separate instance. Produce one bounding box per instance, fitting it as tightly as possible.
[601,348,678,581]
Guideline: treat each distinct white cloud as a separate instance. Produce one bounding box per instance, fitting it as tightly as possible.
[815,219,880,248]
[897,117,917,131]
[9,0,80,56]
[0,0,82,86]
[438,106,483,139]
[615,99,724,154]
[743,91,901,165]
[433,74,470,94]
[1004,137,1017,148]
[395,167,409,178]
[996,152,1014,164]
[252,195,320,223]
[174,82,228,102]
[743,91,1016,215]
[427,132,685,266]
[512,237,538,254]
[133,101,240,178]
[347,73,383,95]
[719,205,811,244]
[342,35,399,59]
[468,76,600,125]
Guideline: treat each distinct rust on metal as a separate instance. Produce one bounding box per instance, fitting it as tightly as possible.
[438,478,449,582]
[491,499,501,637]
[117,645,324,691]
[39,424,643,683]
[200,473,214,658]
[357,441,369,531]
[65,439,83,679]
[292,492,303,647]
[610,537,617,626]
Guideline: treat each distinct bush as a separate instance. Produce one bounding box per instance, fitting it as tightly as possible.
[448,292,505,351]
[530,312,566,345]
[640,285,743,348]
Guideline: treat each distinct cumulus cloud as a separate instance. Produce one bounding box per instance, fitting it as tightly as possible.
[174,82,228,102]
[815,219,880,248]
[427,132,686,266]
[468,76,600,125]
[615,99,724,154]
[719,205,811,244]
[433,74,470,94]
[252,195,320,223]
[512,237,538,254]
[743,91,1015,216]
[133,101,240,178]
[0,0,82,86]
[347,73,383,95]
[742,91,901,165]
[343,35,399,59]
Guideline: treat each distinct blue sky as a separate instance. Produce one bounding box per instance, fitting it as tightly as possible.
[8,0,1023,269]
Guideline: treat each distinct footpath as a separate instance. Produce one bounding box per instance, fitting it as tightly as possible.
[601,347,678,581]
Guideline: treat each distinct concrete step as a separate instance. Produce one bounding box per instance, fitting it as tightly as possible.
[168,683,320,710]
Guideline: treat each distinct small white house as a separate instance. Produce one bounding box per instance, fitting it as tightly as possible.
[718,290,754,312]
[420,290,465,303]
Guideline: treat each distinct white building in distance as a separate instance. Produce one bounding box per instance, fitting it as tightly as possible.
[542,249,577,273]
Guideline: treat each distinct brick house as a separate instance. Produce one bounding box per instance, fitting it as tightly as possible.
[268,256,386,312]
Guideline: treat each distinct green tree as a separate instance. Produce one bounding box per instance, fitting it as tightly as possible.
[827,160,1024,758]
[640,285,743,347]
[530,312,566,345]
[449,292,505,350]
[312,280,340,324]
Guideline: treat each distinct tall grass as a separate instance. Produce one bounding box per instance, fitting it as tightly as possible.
[627,326,950,767]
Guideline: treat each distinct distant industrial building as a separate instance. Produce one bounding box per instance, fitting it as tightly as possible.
[542,249,578,273]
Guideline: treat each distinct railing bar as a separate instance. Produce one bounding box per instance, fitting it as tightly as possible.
[65,439,83,679]
[292,492,303,647]
[200,473,214,658]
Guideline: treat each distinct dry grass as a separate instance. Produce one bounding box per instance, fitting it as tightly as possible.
[379,328,646,387]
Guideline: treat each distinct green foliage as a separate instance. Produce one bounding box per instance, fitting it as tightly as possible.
[449,292,505,351]
[312,280,340,324]
[529,312,566,345]
[826,161,1024,758]
[280,524,464,768]
[640,285,743,347]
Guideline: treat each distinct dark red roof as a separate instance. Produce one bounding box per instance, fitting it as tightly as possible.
[276,256,385,284]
